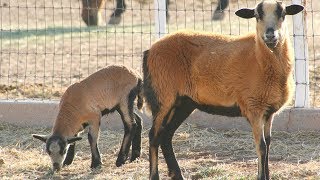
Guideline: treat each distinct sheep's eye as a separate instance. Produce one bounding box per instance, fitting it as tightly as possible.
[281,12,286,20]
[255,14,260,21]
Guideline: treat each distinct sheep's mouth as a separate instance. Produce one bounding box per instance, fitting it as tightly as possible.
[53,163,62,172]
[265,40,278,49]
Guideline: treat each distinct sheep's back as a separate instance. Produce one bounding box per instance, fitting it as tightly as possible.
[81,65,140,112]
[147,30,256,106]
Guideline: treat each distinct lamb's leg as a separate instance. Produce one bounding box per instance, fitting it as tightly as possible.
[160,100,195,179]
[116,103,137,167]
[88,120,102,169]
[63,143,76,166]
[108,0,126,24]
[130,112,143,162]
[249,114,268,180]
[263,113,274,180]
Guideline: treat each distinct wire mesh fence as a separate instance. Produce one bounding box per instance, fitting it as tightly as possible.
[0,0,319,107]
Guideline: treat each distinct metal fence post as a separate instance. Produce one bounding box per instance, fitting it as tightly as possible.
[154,0,166,38]
[293,0,309,108]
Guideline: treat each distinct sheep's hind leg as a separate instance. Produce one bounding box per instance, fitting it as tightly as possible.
[149,106,173,180]
[161,98,195,180]
[130,112,143,162]
[88,120,102,169]
[116,103,137,167]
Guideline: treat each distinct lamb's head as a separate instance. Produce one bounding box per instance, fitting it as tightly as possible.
[235,1,303,49]
[32,134,82,171]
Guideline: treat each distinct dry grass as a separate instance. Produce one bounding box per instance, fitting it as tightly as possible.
[0,1,320,178]
[0,122,319,179]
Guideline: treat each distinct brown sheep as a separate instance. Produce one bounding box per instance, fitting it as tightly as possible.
[142,1,304,179]
[33,65,143,171]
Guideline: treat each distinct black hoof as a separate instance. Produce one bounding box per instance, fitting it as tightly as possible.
[108,16,121,25]
[90,161,102,169]
[169,170,184,180]
[115,155,127,167]
[130,150,141,162]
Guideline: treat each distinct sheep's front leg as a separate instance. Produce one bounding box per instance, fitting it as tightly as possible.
[249,114,268,180]
[88,120,102,169]
[263,113,274,180]
[63,143,76,166]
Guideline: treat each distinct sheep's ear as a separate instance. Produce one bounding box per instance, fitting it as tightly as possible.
[67,137,82,144]
[235,8,255,19]
[285,5,304,15]
[32,134,48,143]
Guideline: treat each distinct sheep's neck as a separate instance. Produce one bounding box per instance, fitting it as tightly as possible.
[52,103,82,137]
[255,36,292,73]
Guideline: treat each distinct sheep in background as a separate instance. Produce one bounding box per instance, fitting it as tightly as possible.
[142,1,303,179]
[33,65,143,171]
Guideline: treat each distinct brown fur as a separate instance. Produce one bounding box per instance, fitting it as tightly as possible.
[53,65,141,136]
[144,1,303,179]
[34,65,144,170]
[147,30,293,125]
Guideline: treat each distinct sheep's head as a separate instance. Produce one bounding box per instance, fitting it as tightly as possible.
[32,134,82,172]
[235,1,303,49]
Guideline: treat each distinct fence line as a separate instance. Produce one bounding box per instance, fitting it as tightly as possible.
[0,0,318,109]
[293,0,309,108]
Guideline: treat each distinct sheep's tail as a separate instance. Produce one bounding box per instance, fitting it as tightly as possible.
[136,78,143,110]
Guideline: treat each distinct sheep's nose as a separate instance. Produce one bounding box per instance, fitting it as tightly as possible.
[265,28,275,40]
[53,163,61,171]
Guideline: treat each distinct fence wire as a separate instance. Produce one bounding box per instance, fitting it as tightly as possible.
[0,0,319,108]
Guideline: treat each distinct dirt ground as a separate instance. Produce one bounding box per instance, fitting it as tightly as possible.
[0,122,319,179]
[0,0,319,105]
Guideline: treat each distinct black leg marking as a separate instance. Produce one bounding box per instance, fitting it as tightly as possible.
[108,0,126,24]
[88,132,102,168]
[113,0,126,17]
[131,112,143,162]
[265,135,271,180]
[160,97,195,179]
[149,125,161,180]
[116,108,137,167]
[259,137,267,180]
[215,0,229,12]
[63,143,76,166]
[212,0,229,20]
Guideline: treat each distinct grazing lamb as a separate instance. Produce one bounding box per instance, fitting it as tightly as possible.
[142,1,303,179]
[33,65,143,171]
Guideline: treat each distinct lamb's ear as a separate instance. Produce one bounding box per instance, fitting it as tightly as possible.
[235,8,255,19]
[32,134,48,143]
[67,137,82,144]
[285,5,304,15]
